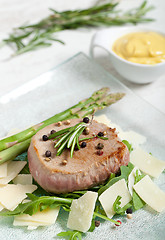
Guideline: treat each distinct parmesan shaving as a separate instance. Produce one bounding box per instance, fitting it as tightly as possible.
[133,175,165,212]
[130,148,165,178]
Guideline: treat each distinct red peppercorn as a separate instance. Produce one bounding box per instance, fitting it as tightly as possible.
[95,220,100,227]
[97,150,103,156]
[115,220,121,226]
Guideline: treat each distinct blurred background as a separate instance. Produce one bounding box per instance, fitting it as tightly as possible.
[0,0,165,113]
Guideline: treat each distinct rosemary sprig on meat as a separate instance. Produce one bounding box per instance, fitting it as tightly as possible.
[50,122,88,158]
[2,1,154,56]
[49,117,109,158]
[0,88,125,164]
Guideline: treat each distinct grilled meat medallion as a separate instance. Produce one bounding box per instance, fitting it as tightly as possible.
[28,119,129,193]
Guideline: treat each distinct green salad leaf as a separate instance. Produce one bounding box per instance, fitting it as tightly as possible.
[113,195,132,215]
[132,170,146,210]
[14,152,28,162]
[0,194,72,217]
[122,140,133,152]
[57,230,82,240]
[98,162,134,195]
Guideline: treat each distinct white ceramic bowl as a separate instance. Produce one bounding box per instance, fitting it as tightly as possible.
[90,27,165,84]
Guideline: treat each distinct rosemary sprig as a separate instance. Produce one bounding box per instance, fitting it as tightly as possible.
[49,122,88,158]
[79,135,108,142]
[2,1,154,56]
[49,120,109,158]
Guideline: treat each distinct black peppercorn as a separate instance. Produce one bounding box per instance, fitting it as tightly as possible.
[42,135,48,141]
[98,132,104,137]
[83,127,90,135]
[126,208,133,214]
[81,142,87,148]
[83,117,89,123]
[50,130,56,135]
[45,150,51,157]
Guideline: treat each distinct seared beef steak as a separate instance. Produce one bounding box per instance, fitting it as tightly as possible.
[28,119,129,193]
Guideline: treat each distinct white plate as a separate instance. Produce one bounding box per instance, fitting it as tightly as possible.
[0,52,165,240]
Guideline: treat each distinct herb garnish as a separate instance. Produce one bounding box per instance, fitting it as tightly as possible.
[49,119,109,158]
[57,230,82,240]
[1,1,154,56]
[49,122,88,157]
[113,196,132,215]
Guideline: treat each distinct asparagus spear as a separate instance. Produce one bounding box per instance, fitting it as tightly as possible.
[0,88,125,164]
[0,87,109,152]
[0,139,31,164]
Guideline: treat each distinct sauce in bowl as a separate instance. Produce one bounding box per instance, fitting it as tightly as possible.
[112,32,165,65]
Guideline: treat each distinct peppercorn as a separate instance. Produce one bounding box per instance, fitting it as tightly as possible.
[115,220,121,226]
[57,121,62,126]
[50,130,56,135]
[96,143,104,149]
[83,117,89,123]
[64,120,71,125]
[42,135,48,141]
[44,157,51,162]
[97,150,103,156]
[127,214,132,219]
[81,142,87,148]
[95,220,100,227]
[62,160,67,165]
[83,127,90,135]
[98,132,104,137]
[126,208,133,214]
[45,150,51,157]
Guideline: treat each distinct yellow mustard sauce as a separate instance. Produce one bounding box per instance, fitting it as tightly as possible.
[112,32,165,65]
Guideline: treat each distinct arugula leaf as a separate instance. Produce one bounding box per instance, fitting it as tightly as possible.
[132,191,145,210]
[134,170,146,185]
[93,212,120,225]
[88,218,96,232]
[57,230,82,240]
[88,205,101,232]
[14,151,30,174]
[20,164,30,174]
[59,191,87,199]
[132,170,146,210]
[113,195,132,215]
[98,173,115,195]
[14,152,28,162]
[122,140,133,152]
[0,193,72,217]
[98,163,134,195]
[113,196,122,213]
